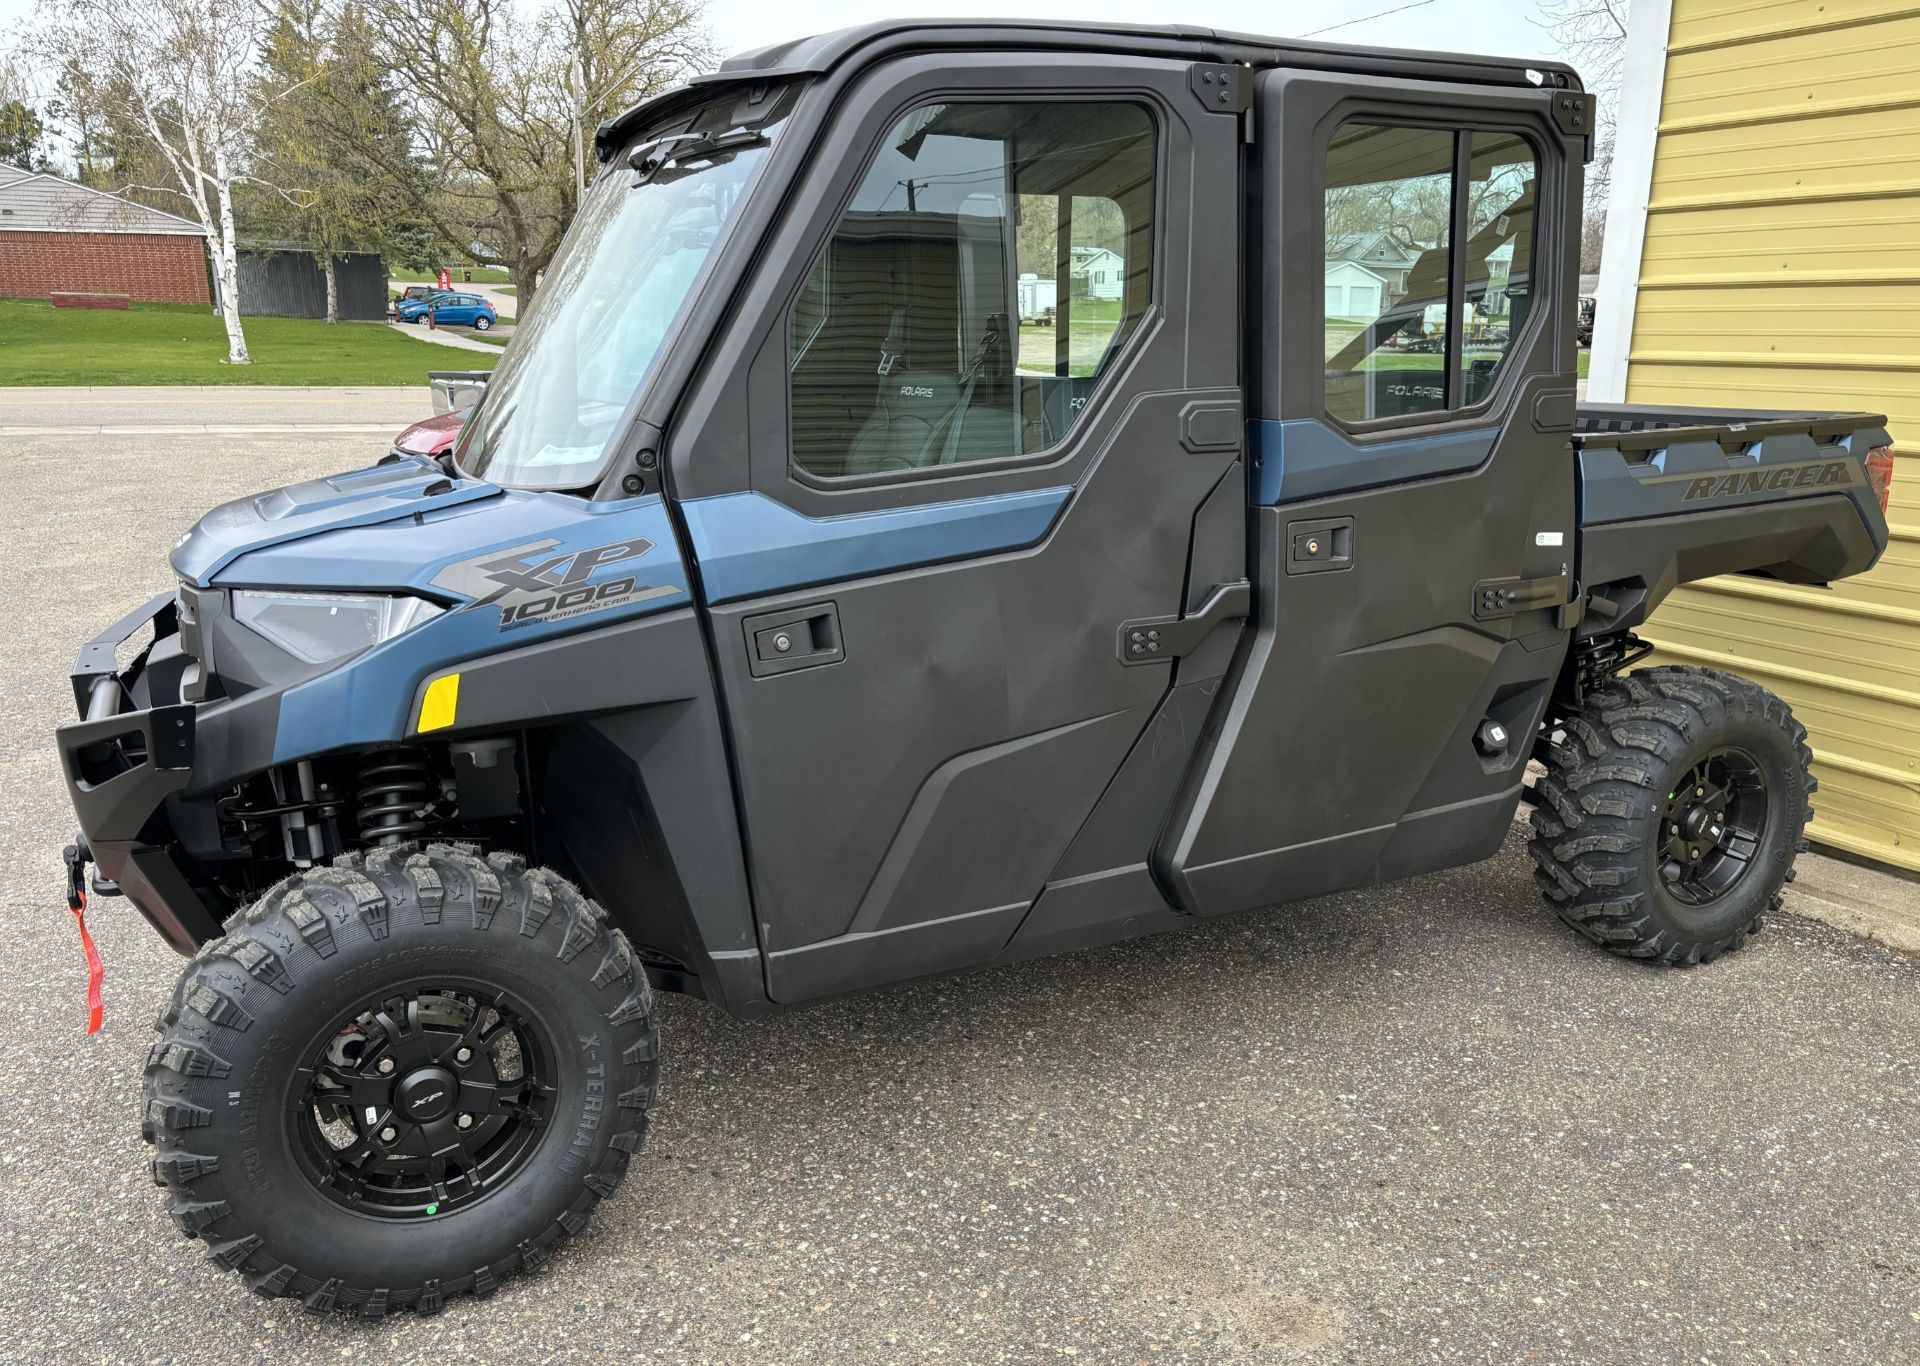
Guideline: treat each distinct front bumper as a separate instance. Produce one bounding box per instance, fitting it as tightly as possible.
[55,594,222,954]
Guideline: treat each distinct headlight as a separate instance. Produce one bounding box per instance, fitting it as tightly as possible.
[231,591,444,664]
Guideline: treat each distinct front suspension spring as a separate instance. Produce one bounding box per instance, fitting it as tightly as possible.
[356,748,430,845]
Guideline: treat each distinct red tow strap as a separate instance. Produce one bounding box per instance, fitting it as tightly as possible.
[70,890,105,1035]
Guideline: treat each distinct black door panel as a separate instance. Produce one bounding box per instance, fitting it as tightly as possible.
[1158,383,1575,913]
[707,385,1241,1000]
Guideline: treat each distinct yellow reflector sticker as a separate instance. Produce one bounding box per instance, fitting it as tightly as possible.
[418,673,460,733]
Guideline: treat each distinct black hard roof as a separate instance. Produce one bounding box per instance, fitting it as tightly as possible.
[597,19,1580,160]
[713,19,1576,85]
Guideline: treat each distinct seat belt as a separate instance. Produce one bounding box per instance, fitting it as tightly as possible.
[876,306,910,377]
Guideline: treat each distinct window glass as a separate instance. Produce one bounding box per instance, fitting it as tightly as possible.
[1323,124,1454,423]
[788,101,1154,478]
[458,89,790,490]
[1461,132,1537,406]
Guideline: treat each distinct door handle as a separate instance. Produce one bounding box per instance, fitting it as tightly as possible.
[1285,516,1353,574]
[744,603,843,677]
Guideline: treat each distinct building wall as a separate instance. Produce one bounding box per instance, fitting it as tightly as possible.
[1608,0,1920,868]
[0,231,210,304]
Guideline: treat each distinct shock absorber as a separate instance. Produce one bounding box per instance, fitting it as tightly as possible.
[1571,630,1654,705]
[356,748,431,845]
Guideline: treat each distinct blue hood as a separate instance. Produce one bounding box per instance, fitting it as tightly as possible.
[173,457,500,588]
[172,457,692,761]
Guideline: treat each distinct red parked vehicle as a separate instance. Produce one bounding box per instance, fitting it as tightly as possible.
[390,371,489,459]
[390,406,466,459]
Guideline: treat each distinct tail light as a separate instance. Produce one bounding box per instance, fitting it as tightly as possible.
[1865,445,1896,515]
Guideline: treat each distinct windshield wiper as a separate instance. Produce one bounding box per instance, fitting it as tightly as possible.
[629,129,768,187]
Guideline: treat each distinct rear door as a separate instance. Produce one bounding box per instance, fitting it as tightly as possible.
[1158,71,1585,914]
[666,54,1247,1002]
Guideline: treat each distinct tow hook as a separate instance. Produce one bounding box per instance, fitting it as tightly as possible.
[62,838,88,912]
[61,837,106,1035]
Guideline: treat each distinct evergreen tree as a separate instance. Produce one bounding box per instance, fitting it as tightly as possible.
[252,0,429,319]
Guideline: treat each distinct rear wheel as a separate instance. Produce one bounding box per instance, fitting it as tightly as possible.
[474,314,492,331]
[1528,666,1813,966]
[143,844,658,1315]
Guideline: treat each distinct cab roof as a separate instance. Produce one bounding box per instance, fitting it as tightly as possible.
[596,19,1580,161]
[713,19,1576,86]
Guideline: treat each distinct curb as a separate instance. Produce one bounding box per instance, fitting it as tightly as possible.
[1783,849,1920,958]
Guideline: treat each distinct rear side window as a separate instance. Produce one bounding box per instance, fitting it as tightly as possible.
[1322,124,1454,423]
[1322,122,1540,426]
[786,101,1155,479]
[1463,132,1537,406]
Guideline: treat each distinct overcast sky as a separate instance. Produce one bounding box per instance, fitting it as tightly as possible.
[2,0,1569,84]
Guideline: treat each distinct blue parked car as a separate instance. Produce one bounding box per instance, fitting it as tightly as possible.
[396,291,497,330]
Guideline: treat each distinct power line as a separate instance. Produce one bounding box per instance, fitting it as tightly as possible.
[1302,0,1439,38]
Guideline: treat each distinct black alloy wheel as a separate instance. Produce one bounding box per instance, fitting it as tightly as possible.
[1656,747,1769,906]
[292,984,557,1220]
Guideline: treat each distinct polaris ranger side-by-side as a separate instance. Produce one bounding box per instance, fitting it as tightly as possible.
[56,22,1894,1315]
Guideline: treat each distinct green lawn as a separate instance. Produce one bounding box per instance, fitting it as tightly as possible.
[389,264,511,285]
[0,300,500,386]
[1017,298,1127,377]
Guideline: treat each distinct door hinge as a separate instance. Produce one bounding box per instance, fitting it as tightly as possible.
[1550,90,1597,161]
[1118,580,1250,665]
[1189,63,1251,116]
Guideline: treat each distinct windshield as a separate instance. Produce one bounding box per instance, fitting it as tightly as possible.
[458,92,793,490]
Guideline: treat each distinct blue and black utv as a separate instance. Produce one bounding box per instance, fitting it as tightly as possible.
[57,22,1895,1315]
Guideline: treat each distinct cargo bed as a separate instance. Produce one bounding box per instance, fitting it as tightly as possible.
[1571,404,1893,637]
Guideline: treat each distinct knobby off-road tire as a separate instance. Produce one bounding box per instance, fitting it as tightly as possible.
[143,843,659,1316]
[1529,666,1814,966]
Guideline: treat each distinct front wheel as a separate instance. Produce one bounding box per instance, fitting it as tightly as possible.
[143,844,658,1315]
[1528,666,1813,966]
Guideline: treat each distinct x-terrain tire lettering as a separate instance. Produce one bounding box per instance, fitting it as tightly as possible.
[1528,666,1813,966]
[143,844,658,1316]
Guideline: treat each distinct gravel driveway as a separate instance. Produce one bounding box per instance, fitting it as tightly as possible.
[1,420,1915,1363]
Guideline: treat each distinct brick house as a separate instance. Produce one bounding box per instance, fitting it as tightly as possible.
[0,164,210,304]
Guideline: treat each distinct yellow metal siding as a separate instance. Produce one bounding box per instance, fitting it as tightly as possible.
[1627,0,1920,867]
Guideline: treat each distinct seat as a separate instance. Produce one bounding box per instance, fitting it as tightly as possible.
[837,310,1017,475]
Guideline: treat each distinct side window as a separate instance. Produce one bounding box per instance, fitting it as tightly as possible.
[1462,132,1537,406]
[1323,124,1454,423]
[787,101,1155,479]
[1322,121,1540,425]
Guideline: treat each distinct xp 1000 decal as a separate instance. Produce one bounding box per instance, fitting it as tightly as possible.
[432,536,682,630]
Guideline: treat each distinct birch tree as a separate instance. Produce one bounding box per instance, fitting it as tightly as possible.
[1536,0,1627,270]
[34,0,273,363]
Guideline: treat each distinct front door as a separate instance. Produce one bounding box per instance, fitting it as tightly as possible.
[1158,71,1585,914]
[670,56,1246,1001]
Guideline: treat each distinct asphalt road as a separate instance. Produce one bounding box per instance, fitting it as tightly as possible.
[0,386,434,434]
[2,422,1917,1363]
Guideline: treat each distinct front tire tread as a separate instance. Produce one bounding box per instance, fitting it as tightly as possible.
[142,843,658,1315]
